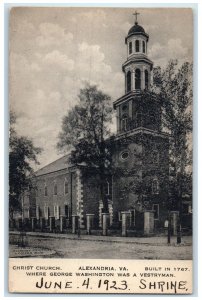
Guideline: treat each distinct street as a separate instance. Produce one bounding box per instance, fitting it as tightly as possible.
[9,232,192,260]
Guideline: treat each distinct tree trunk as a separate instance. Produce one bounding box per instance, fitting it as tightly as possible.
[100,171,108,213]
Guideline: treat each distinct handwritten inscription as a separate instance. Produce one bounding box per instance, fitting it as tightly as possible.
[10,261,192,294]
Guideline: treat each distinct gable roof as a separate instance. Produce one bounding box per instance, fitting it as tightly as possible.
[35,155,69,177]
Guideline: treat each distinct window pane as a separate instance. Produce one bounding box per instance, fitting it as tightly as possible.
[135,69,141,89]
[129,42,132,54]
[135,40,140,52]
[142,41,145,53]
[64,180,68,194]
[121,115,128,131]
[127,71,131,92]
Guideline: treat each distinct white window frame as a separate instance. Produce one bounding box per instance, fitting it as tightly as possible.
[44,205,49,220]
[54,205,60,220]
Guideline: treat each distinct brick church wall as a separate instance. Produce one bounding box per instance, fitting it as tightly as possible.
[33,168,77,219]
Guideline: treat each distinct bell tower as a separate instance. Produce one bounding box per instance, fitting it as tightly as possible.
[124,12,153,92]
[112,13,170,230]
[113,12,161,134]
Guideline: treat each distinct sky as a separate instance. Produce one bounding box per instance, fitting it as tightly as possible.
[9,7,193,169]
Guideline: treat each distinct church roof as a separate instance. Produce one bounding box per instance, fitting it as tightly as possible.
[35,155,69,176]
[128,22,145,35]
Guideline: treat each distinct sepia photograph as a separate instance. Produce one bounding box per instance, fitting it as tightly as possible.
[8,6,193,294]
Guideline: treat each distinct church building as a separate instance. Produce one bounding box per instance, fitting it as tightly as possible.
[20,16,172,235]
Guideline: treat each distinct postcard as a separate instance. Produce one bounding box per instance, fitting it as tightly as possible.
[9,7,193,294]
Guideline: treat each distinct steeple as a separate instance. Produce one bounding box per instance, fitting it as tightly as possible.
[123,16,153,92]
[113,17,161,135]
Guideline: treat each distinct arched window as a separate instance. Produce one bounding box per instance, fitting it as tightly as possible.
[126,71,131,92]
[64,179,68,194]
[53,181,57,195]
[135,69,141,90]
[44,183,48,196]
[135,40,140,52]
[152,179,159,195]
[142,41,146,53]
[121,114,128,131]
[129,41,132,54]
[145,70,149,89]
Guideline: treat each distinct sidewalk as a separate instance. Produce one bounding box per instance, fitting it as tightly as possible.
[9,231,192,246]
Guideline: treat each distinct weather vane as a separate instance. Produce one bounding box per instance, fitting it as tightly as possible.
[133,11,140,24]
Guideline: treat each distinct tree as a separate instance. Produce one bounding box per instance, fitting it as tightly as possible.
[153,60,193,243]
[9,111,42,220]
[57,84,113,212]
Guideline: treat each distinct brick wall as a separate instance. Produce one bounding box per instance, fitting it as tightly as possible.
[112,132,170,228]
[32,168,78,220]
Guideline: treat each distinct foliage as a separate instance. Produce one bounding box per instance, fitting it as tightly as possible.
[153,60,193,209]
[117,60,192,212]
[9,111,42,218]
[57,84,114,211]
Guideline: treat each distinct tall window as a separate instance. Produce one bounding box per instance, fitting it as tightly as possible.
[121,114,128,131]
[53,181,57,195]
[142,41,146,53]
[126,71,131,92]
[152,179,159,195]
[135,69,141,90]
[152,204,159,220]
[44,205,49,220]
[145,70,149,89]
[44,183,48,196]
[64,179,68,194]
[54,205,60,220]
[65,205,69,217]
[36,205,40,220]
[135,40,140,52]
[129,41,132,54]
